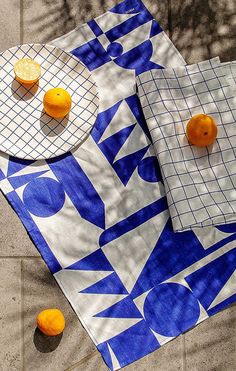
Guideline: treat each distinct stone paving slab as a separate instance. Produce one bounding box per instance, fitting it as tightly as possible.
[0,0,21,52]
[0,259,21,371]
[22,259,97,371]
[0,194,40,257]
[170,0,236,63]
[184,305,236,371]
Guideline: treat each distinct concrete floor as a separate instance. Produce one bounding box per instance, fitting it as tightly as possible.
[0,1,235,370]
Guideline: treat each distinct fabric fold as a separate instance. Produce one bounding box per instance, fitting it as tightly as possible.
[137,58,236,232]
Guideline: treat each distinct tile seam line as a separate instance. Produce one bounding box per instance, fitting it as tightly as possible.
[64,350,98,371]
[0,256,41,259]
[20,0,23,44]
[167,0,173,38]
[21,259,25,371]
[182,334,186,371]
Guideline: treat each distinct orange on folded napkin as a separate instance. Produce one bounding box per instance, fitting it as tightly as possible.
[186,114,217,147]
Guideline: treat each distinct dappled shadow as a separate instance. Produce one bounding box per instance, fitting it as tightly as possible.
[23,0,235,64]
[23,0,121,43]
[170,0,236,63]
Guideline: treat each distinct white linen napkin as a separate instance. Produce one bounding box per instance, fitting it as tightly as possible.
[137,58,236,232]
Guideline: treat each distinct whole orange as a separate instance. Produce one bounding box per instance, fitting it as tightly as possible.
[37,308,65,336]
[14,58,41,84]
[186,114,217,147]
[43,88,72,118]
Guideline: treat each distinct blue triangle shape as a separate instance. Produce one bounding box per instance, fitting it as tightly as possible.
[97,343,113,370]
[98,124,136,164]
[113,145,150,185]
[186,248,236,310]
[66,249,113,271]
[7,157,34,177]
[130,219,205,300]
[125,95,152,141]
[80,271,128,295]
[8,170,48,189]
[91,100,122,143]
[95,296,143,318]
[150,20,163,38]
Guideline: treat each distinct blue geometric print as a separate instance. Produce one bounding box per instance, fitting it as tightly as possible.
[0,0,235,370]
[48,153,105,229]
[107,320,160,368]
[138,156,163,183]
[186,249,236,311]
[66,249,113,271]
[23,177,66,218]
[95,296,143,319]
[98,124,136,164]
[8,170,48,189]
[99,197,168,247]
[144,283,200,337]
[80,272,129,295]
[7,156,34,176]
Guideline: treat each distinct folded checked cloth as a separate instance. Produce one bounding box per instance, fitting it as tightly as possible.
[137,57,236,232]
[0,1,236,370]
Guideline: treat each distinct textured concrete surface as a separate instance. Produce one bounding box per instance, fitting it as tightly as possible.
[184,305,236,371]
[23,260,96,371]
[171,0,236,64]
[0,0,236,370]
[0,260,21,371]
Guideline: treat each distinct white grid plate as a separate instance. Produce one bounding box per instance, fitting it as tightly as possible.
[0,43,99,160]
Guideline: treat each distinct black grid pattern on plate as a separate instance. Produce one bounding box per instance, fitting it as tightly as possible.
[137,58,236,232]
[0,43,99,160]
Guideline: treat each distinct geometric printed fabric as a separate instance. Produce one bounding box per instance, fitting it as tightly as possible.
[0,0,235,370]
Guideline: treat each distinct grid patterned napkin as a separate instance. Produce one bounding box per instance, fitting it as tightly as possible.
[137,58,236,232]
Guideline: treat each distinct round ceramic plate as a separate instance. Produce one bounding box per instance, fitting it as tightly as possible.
[0,43,99,160]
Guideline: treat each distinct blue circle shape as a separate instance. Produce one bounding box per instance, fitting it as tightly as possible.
[216,223,236,233]
[138,156,163,183]
[23,177,65,217]
[144,283,200,337]
[107,42,123,57]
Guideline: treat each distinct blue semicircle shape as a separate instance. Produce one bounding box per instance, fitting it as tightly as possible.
[138,156,163,183]
[144,283,200,337]
[23,177,65,217]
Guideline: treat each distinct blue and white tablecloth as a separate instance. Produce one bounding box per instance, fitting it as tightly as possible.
[0,0,235,369]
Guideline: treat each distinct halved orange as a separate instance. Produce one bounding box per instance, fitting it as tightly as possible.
[14,58,41,84]
[186,114,217,147]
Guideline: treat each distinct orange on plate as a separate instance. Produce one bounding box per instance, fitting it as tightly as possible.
[43,87,72,118]
[37,308,65,336]
[14,58,41,84]
[186,114,217,147]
